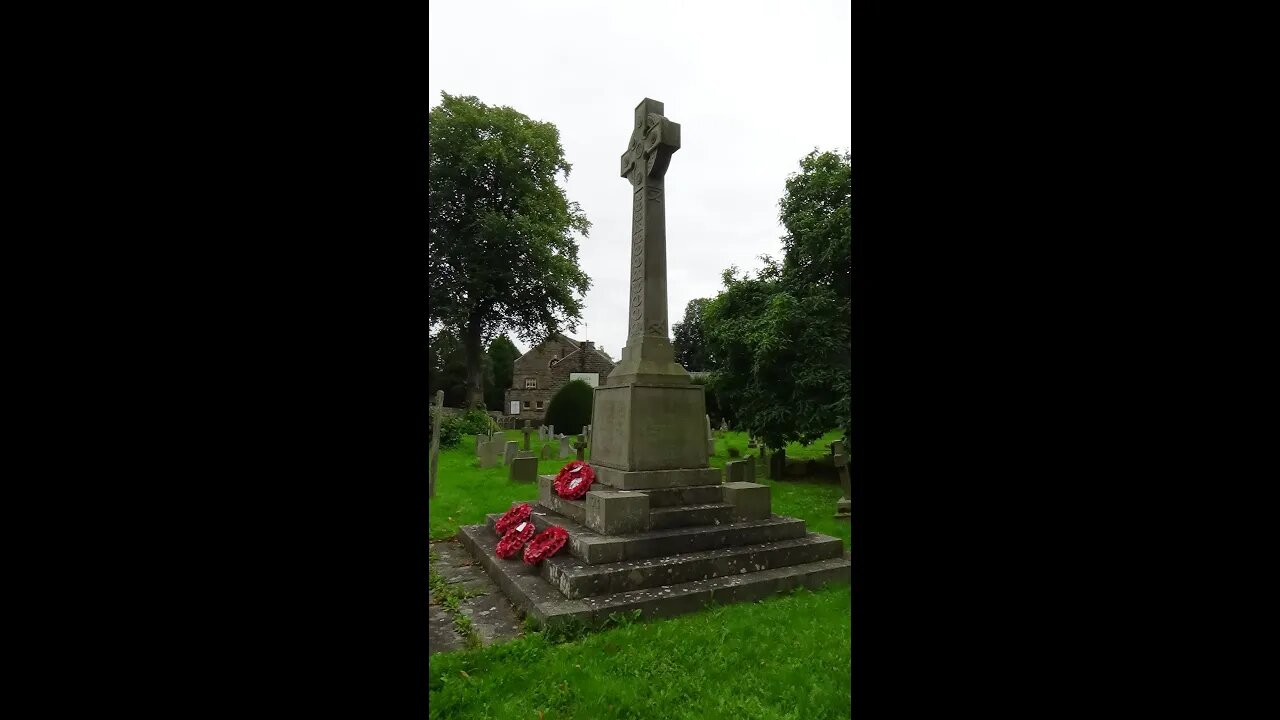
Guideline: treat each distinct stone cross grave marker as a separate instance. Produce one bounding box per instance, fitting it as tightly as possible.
[833,441,851,519]
[522,421,533,452]
[429,390,444,498]
[558,434,571,459]
[574,433,587,461]
[503,441,518,466]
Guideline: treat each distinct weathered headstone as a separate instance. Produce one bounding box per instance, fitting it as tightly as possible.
[509,455,538,483]
[719,418,729,433]
[833,441,851,519]
[725,459,747,483]
[742,456,756,484]
[539,426,547,441]
[540,443,553,460]
[475,433,483,456]
[503,441,518,466]
[705,414,715,456]
[768,448,786,480]
[574,433,587,461]
[558,434,572,459]
[429,390,444,498]
[547,424,555,439]
[478,439,498,468]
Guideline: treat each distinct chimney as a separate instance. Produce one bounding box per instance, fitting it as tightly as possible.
[579,341,592,369]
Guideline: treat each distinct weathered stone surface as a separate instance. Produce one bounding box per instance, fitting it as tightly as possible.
[540,444,553,459]
[458,594,524,646]
[639,484,725,508]
[723,481,771,522]
[647,502,735,530]
[585,490,650,535]
[544,533,845,599]
[833,440,851,519]
[487,506,807,565]
[508,456,538,483]
[478,440,498,468]
[432,540,472,568]
[590,383,708,471]
[725,459,748,483]
[594,465,721,490]
[558,435,571,458]
[460,523,849,629]
[429,605,466,655]
[503,441,519,466]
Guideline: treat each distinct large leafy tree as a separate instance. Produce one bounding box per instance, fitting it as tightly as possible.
[429,327,491,408]
[672,297,713,371]
[703,149,852,449]
[483,335,521,410]
[429,93,592,408]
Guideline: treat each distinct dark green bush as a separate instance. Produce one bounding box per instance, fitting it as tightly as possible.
[545,379,593,436]
[431,407,493,450]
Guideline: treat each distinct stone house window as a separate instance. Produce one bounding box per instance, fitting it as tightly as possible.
[536,400,544,410]
[523,400,530,409]
[525,378,537,389]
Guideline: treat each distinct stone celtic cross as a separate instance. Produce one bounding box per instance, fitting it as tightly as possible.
[619,98,681,341]
[521,420,533,451]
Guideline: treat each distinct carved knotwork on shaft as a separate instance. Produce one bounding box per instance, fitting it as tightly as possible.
[619,99,681,344]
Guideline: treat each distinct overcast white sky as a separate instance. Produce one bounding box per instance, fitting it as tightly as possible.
[429,0,851,358]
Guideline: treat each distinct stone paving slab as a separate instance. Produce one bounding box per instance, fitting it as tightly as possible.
[459,594,524,646]
[433,540,473,568]
[429,605,466,655]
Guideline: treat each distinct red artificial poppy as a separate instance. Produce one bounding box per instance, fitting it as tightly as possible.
[523,526,569,565]
[494,502,532,537]
[554,461,596,500]
[495,520,536,559]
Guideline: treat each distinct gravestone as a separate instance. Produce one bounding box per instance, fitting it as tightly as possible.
[720,418,729,433]
[540,443,553,460]
[509,456,538,484]
[584,424,592,446]
[539,426,547,442]
[475,433,483,456]
[503,441,518,466]
[833,441,851,519]
[574,433,587,461]
[768,448,786,480]
[742,456,756,484]
[478,439,498,468]
[558,435,571,459]
[522,421,533,451]
[547,424,555,439]
[705,415,715,456]
[429,390,444,498]
[725,458,748,483]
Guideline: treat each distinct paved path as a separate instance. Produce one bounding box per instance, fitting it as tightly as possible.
[429,538,524,655]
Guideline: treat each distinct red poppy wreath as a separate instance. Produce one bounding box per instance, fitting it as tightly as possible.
[553,461,596,500]
[494,502,532,537]
[495,520,536,559]
[523,526,568,565]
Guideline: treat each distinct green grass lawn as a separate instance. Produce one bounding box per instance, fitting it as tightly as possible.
[429,429,851,720]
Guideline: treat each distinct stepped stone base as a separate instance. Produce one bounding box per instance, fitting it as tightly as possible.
[459,523,850,628]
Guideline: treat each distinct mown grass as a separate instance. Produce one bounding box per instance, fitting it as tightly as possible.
[428,428,851,719]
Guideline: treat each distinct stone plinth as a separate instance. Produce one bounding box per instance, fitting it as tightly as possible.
[590,383,708,472]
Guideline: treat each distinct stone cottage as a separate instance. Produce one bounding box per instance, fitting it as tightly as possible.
[503,334,615,422]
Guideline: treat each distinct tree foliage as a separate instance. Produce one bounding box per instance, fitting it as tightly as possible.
[672,297,713,372]
[703,149,852,449]
[544,379,594,436]
[429,93,592,407]
[483,335,521,411]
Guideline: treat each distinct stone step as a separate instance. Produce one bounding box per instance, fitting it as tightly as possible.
[542,532,846,599]
[458,523,850,630]
[537,490,587,525]
[486,504,808,565]
[647,502,735,530]
[638,484,725,508]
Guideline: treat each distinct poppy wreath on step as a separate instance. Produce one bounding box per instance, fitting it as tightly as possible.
[553,461,596,500]
[523,526,568,565]
[494,502,532,537]
[495,520,536,559]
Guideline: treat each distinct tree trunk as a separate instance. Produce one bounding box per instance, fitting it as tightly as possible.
[463,318,485,410]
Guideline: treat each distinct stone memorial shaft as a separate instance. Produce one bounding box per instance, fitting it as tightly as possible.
[590,99,717,487]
